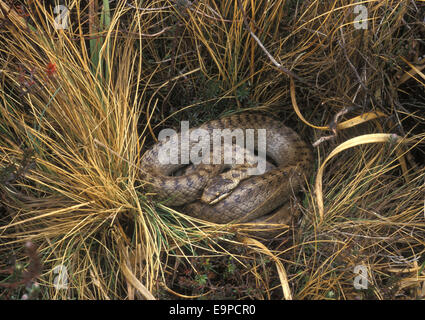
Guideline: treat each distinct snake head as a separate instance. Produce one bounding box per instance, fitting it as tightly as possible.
[201,177,241,205]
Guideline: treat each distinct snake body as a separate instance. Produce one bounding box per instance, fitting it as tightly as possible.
[140,113,313,224]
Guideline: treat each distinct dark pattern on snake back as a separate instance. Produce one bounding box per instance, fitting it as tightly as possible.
[139,113,313,224]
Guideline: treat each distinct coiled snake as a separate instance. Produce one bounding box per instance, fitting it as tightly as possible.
[140,113,313,224]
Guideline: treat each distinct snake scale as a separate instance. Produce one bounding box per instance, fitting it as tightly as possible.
[140,113,313,224]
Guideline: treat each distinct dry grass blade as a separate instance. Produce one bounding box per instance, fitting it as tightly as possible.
[120,251,156,300]
[242,237,292,300]
[315,133,405,221]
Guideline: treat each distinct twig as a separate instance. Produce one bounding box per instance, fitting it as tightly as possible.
[236,0,313,88]
[312,106,357,147]
[328,106,358,132]
[338,28,370,95]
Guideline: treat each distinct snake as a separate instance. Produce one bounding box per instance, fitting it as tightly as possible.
[140,113,313,224]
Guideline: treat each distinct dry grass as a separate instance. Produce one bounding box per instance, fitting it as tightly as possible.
[0,0,424,299]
